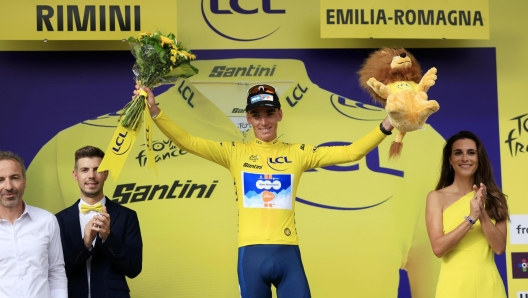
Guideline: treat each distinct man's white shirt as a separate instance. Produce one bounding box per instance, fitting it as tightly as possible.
[0,203,67,298]
[78,197,106,298]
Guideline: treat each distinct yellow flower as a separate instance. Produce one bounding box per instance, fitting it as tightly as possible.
[160,36,174,47]
[180,50,196,60]
[138,31,152,39]
[170,56,177,64]
[170,49,178,56]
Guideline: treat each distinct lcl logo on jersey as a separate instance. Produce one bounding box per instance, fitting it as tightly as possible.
[201,0,286,41]
[267,156,292,171]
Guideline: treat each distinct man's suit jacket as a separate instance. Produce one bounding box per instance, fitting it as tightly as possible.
[56,198,143,298]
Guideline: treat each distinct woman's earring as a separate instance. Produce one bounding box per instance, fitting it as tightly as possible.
[449,164,453,171]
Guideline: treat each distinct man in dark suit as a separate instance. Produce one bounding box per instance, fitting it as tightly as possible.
[56,146,143,298]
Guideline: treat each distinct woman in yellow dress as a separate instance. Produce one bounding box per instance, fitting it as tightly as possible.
[425,131,509,298]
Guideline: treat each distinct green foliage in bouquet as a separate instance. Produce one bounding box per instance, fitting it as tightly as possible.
[120,31,199,130]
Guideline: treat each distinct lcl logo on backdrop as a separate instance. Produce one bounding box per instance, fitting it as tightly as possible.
[201,0,286,41]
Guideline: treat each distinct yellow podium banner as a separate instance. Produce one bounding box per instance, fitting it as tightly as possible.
[0,0,177,40]
[98,120,141,180]
[320,0,489,39]
[98,104,157,180]
[143,103,157,175]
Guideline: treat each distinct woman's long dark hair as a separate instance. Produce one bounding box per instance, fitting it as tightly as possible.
[435,131,509,222]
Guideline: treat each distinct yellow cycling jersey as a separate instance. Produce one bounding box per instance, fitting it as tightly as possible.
[154,111,386,247]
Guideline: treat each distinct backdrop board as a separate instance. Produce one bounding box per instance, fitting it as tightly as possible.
[0,47,503,298]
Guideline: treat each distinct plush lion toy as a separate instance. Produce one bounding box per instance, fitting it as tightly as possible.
[358,47,439,158]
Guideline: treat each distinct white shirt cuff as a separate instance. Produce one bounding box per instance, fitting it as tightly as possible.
[51,288,68,298]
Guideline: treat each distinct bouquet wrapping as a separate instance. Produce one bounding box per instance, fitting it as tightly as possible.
[98,31,198,180]
[121,31,198,130]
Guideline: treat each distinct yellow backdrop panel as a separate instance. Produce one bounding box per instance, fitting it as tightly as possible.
[0,0,177,40]
[320,0,489,39]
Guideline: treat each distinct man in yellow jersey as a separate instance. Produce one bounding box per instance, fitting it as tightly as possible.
[138,83,394,298]
[25,58,445,297]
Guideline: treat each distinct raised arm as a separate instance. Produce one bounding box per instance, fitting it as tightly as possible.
[137,86,232,168]
[381,117,393,134]
[141,85,161,119]
[302,118,393,170]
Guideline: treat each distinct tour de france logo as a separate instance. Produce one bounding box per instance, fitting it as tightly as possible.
[504,112,528,157]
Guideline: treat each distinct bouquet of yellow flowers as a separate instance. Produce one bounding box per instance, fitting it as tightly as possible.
[120,31,198,130]
[98,30,197,180]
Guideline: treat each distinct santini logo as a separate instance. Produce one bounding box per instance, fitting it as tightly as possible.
[201,0,285,41]
[112,180,219,204]
[243,163,263,170]
[209,65,276,77]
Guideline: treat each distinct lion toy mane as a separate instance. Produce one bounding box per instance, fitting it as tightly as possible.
[358,47,440,158]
